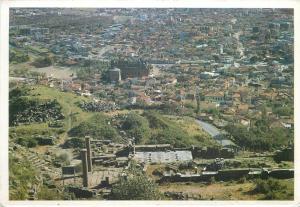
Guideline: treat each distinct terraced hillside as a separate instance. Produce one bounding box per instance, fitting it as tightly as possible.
[9,84,217,200]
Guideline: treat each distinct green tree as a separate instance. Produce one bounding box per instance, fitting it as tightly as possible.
[110,162,162,200]
[33,55,53,68]
[68,113,121,142]
[122,112,151,144]
[9,49,29,63]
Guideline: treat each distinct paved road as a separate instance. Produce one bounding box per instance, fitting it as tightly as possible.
[196,119,238,148]
[195,120,221,137]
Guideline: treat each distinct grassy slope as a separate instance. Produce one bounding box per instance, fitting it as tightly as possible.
[162,115,218,147]
[10,85,217,148]
[10,85,94,143]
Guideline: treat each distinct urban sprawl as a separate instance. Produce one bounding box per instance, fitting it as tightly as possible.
[9,8,294,200]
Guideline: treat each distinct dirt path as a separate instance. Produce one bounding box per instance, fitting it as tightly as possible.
[58,108,73,145]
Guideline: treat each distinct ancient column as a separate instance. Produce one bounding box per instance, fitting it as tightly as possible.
[81,149,88,187]
[85,136,92,172]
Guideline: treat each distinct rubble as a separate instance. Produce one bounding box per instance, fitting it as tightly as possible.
[80,101,120,112]
[11,100,64,126]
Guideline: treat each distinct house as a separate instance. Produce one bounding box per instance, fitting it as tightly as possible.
[232,93,241,102]
[240,118,251,127]
[236,103,249,114]
[204,91,225,103]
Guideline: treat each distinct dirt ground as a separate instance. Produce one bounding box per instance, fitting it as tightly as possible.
[58,167,122,188]
[30,65,75,80]
[10,62,75,80]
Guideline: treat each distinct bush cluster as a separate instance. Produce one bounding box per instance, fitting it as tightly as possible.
[253,178,292,200]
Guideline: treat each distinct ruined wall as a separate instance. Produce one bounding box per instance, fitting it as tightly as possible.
[274,147,294,162]
[192,147,234,159]
[159,168,294,183]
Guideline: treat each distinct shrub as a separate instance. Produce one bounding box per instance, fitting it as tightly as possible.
[54,153,71,166]
[32,55,53,68]
[16,137,38,148]
[110,175,162,200]
[68,114,121,142]
[237,177,247,184]
[254,178,284,194]
[10,49,30,63]
[152,169,163,177]
[109,161,163,200]
[253,178,292,200]
[27,138,38,148]
[122,112,151,144]
[63,137,85,149]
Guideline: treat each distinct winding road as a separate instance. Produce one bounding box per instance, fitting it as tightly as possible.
[195,120,221,137]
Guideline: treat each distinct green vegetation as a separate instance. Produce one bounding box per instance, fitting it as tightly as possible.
[31,85,92,124]
[9,86,30,99]
[10,123,57,138]
[67,110,214,148]
[16,136,38,148]
[122,112,151,144]
[273,106,293,117]
[76,59,110,81]
[9,85,94,148]
[37,186,64,200]
[252,178,293,200]
[143,111,215,148]
[32,55,54,68]
[225,116,293,151]
[9,48,30,64]
[68,113,121,142]
[26,45,49,54]
[117,111,215,147]
[266,99,293,117]
[9,62,45,78]
[203,108,220,117]
[9,154,39,200]
[63,137,85,148]
[110,162,163,200]
[53,153,71,167]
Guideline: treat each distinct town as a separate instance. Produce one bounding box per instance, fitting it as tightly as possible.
[9,8,294,200]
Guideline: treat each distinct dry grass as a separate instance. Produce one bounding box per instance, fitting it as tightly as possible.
[159,181,262,200]
[164,115,210,137]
